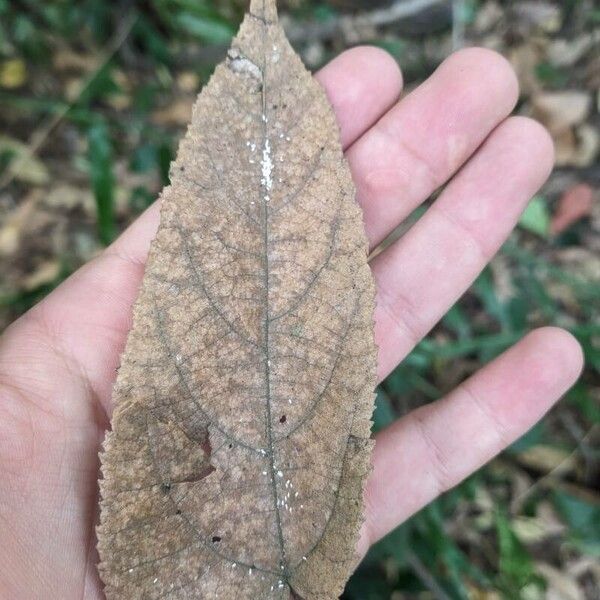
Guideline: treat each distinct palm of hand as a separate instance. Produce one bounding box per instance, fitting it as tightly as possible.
[0,47,582,598]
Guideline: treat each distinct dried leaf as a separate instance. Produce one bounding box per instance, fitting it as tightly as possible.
[551,183,595,235]
[0,135,49,185]
[531,91,591,131]
[570,124,600,168]
[515,445,574,475]
[97,1,377,598]
[151,97,195,126]
[512,2,562,33]
[546,35,593,68]
[536,563,584,600]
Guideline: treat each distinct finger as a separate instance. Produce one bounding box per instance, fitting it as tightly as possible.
[372,116,554,379]
[3,47,402,407]
[316,45,403,149]
[357,327,583,556]
[346,47,519,248]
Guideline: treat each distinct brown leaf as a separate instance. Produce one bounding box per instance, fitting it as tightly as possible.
[530,92,597,167]
[21,259,61,291]
[515,445,574,475]
[97,1,377,598]
[512,2,562,33]
[151,97,195,126]
[0,135,49,185]
[536,563,584,600]
[531,91,592,132]
[551,183,595,235]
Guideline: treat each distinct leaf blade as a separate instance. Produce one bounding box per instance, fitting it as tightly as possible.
[98,2,377,598]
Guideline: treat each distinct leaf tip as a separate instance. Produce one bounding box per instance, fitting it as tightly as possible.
[249,0,278,22]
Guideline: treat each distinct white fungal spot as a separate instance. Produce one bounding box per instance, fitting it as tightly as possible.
[277,470,283,478]
[175,354,182,363]
[261,139,273,191]
[153,578,158,584]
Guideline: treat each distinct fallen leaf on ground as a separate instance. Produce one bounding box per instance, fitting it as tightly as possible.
[0,135,49,185]
[512,2,562,33]
[516,445,575,475]
[551,183,595,235]
[536,562,584,600]
[151,97,195,126]
[22,260,61,290]
[532,91,591,131]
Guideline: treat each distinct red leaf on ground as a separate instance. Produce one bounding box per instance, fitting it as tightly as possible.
[551,183,595,235]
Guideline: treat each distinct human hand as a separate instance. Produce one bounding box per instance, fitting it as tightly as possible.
[0,47,583,598]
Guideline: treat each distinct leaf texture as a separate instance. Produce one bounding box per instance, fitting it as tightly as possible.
[97,1,377,597]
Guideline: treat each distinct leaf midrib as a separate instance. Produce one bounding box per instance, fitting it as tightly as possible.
[256,1,290,580]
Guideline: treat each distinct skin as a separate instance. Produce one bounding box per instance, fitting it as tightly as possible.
[0,47,584,598]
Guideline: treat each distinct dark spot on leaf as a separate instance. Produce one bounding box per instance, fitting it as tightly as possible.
[160,482,171,493]
[212,536,222,543]
[279,415,286,423]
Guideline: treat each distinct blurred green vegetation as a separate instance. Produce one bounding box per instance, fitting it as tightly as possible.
[0,1,598,598]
